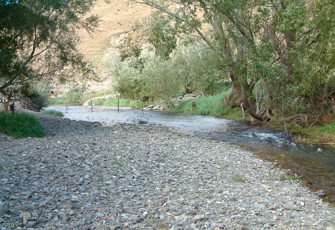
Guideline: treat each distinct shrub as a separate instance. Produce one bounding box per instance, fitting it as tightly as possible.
[0,112,44,138]
[66,86,86,105]
[41,110,64,117]
[19,83,50,111]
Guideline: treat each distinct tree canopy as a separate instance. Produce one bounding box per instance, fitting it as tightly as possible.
[0,0,98,101]
[130,0,335,123]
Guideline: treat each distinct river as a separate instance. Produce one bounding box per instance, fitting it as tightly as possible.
[46,105,335,204]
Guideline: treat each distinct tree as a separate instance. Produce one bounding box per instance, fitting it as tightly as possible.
[0,0,98,105]
[170,41,224,95]
[264,0,335,121]
[132,0,276,121]
[132,0,335,123]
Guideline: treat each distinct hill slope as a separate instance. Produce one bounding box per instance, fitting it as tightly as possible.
[77,0,153,62]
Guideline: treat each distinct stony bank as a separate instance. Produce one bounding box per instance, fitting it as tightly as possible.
[0,112,335,229]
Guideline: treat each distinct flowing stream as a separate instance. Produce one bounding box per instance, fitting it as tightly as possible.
[46,105,335,203]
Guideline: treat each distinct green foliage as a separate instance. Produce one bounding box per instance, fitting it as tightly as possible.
[41,110,64,117]
[170,41,226,94]
[65,86,87,106]
[92,98,105,106]
[49,97,68,105]
[105,41,225,102]
[140,50,182,101]
[19,82,50,111]
[297,122,335,145]
[146,12,178,58]
[91,96,145,109]
[137,0,335,122]
[171,91,230,117]
[94,97,144,109]
[280,173,298,182]
[225,107,249,120]
[232,174,247,183]
[0,112,44,138]
[0,0,97,99]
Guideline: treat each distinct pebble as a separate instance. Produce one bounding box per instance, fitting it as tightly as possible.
[0,111,334,229]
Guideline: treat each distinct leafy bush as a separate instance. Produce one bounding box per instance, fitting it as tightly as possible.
[41,110,64,117]
[0,112,44,138]
[19,83,50,111]
[65,86,86,105]
[104,41,225,102]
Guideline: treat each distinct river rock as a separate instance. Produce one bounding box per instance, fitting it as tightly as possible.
[0,110,334,229]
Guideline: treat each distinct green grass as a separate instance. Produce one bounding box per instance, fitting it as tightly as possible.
[279,173,298,181]
[49,97,67,105]
[268,116,335,145]
[171,92,229,117]
[170,90,251,121]
[171,89,335,146]
[0,112,44,138]
[306,123,335,144]
[93,97,145,109]
[232,174,247,183]
[91,98,106,106]
[41,110,64,117]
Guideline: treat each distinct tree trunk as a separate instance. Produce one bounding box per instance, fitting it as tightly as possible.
[241,84,270,122]
[224,83,242,109]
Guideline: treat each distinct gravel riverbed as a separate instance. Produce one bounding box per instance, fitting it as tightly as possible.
[1,112,335,229]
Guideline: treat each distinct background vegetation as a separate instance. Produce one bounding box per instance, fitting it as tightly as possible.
[0,0,97,107]
[41,110,64,117]
[111,0,335,126]
[2,0,335,144]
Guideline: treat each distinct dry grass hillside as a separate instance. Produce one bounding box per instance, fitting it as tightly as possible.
[51,0,153,95]
[77,0,153,62]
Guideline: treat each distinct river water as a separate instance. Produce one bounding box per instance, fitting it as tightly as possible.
[46,106,335,203]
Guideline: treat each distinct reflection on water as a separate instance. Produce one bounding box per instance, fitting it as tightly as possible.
[46,106,335,204]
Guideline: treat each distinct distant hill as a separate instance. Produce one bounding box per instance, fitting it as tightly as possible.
[77,0,153,62]
[50,0,153,95]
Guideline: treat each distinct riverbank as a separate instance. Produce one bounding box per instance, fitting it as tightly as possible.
[1,112,335,229]
[168,94,335,148]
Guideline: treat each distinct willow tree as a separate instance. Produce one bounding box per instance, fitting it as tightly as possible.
[132,0,335,122]
[271,0,335,120]
[0,0,98,103]
[132,0,280,121]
